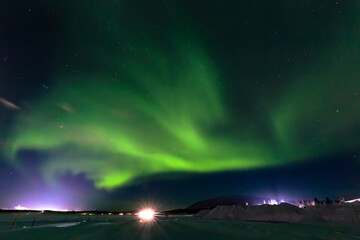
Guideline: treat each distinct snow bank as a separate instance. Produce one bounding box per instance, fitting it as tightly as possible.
[204,205,244,221]
[303,203,360,224]
[202,203,360,224]
[194,210,211,218]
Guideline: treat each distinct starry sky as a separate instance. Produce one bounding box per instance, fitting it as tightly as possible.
[1,0,360,210]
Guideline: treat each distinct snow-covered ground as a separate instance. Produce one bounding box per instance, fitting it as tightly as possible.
[1,211,360,239]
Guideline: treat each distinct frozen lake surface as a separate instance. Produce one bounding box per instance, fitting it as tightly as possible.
[1,213,360,240]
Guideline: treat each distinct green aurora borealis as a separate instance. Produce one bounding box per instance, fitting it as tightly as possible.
[3,1,360,191]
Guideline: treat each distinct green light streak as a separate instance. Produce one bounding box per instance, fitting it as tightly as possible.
[6,1,360,190]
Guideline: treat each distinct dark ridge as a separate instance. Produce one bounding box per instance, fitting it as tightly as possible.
[187,195,266,210]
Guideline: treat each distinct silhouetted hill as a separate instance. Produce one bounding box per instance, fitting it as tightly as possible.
[187,195,266,210]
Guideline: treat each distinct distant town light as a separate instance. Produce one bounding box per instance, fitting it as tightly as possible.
[262,199,281,205]
[14,205,28,210]
[269,199,278,205]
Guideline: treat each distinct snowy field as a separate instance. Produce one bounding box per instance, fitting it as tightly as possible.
[1,212,360,240]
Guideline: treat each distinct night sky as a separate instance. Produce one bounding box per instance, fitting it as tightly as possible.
[1,0,360,211]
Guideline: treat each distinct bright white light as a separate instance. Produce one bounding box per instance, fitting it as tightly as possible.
[264,199,279,205]
[345,198,360,203]
[138,209,155,221]
[14,205,28,210]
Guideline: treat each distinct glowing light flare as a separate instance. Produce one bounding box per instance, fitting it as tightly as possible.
[138,209,155,221]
